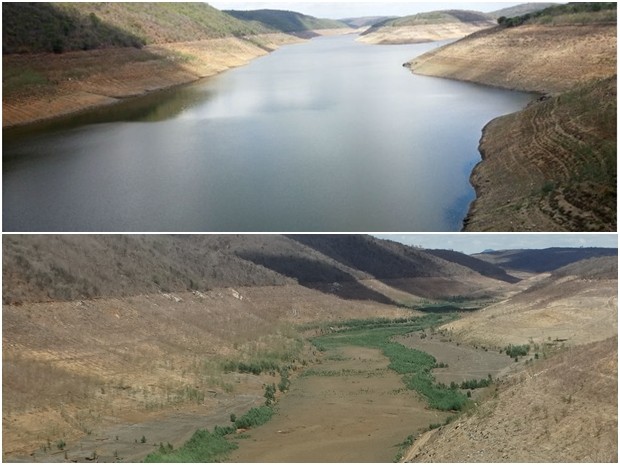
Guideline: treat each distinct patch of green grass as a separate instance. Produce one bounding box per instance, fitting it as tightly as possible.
[144,428,237,462]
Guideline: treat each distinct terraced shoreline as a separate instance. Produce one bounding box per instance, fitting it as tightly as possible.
[408,22,617,231]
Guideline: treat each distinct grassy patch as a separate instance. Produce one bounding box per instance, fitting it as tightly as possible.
[144,428,237,462]
[310,314,469,411]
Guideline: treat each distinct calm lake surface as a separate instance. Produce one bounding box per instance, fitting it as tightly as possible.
[3,34,532,232]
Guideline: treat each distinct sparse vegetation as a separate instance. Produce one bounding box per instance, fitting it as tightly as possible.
[498,2,617,27]
[504,344,530,358]
[311,314,470,411]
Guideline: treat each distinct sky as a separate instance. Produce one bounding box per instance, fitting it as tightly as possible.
[209,1,525,19]
[373,233,619,255]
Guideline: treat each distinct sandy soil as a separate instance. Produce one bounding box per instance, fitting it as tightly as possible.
[441,276,618,348]
[408,23,617,94]
[228,346,447,462]
[405,336,617,462]
[357,22,494,45]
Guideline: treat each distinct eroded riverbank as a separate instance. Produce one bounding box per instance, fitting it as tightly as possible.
[407,22,617,231]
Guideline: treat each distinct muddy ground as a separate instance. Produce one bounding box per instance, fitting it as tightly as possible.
[228,339,515,462]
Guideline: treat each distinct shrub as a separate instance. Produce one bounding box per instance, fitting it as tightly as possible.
[504,344,529,358]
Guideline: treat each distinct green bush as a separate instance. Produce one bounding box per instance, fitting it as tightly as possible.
[504,344,529,358]
[144,428,237,462]
[233,406,273,429]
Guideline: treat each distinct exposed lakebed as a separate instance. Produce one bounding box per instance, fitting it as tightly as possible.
[3,35,532,231]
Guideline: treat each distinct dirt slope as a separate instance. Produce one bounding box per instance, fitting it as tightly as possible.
[358,10,495,44]
[441,256,618,348]
[405,336,617,462]
[407,20,616,231]
[2,285,412,460]
[408,23,617,94]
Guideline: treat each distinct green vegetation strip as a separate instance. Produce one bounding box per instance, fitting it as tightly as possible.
[144,405,273,462]
[310,314,469,411]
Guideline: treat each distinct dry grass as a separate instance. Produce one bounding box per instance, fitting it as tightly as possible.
[2,285,412,459]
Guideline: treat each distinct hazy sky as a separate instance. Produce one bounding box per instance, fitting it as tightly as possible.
[373,234,618,255]
[209,1,525,19]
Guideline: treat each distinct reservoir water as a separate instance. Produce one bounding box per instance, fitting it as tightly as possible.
[3,34,532,232]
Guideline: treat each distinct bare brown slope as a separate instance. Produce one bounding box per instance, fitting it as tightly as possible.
[358,10,495,45]
[408,23,617,94]
[441,256,618,348]
[3,234,517,306]
[405,336,617,462]
[2,34,302,128]
[407,21,617,232]
[465,76,616,231]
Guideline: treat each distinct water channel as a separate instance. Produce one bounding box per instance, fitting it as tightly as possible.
[3,34,533,232]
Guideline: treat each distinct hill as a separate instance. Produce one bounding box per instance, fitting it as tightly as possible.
[2,2,269,54]
[339,16,396,28]
[224,9,348,34]
[358,9,496,44]
[2,234,517,306]
[2,2,307,128]
[487,2,559,19]
[473,247,618,273]
[441,255,618,347]
[408,8,616,231]
[405,335,617,462]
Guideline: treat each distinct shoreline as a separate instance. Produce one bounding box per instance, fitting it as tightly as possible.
[2,33,307,129]
[407,22,617,231]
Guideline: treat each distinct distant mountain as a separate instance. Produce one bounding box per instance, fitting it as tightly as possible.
[2,2,269,54]
[358,9,496,44]
[487,2,559,19]
[224,9,348,33]
[473,247,618,273]
[3,234,516,305]
[339,16,396,28]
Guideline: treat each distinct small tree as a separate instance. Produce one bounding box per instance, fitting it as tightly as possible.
[264,383,276,406]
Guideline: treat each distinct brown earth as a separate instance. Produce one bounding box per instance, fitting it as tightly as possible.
[408,23,617,94]
[440,261,618,349]
[404,336,618,462]
[2,33,304,128]
[464,77,616,231]
[1,285,414,461]
[407,23,617,232]
[229,346,447,463]
[357,22,493,45]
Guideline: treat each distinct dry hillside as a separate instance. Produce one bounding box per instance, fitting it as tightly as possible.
[2,2,352,127]
[405,336,617,462]
[358,10,495,44]
[407,16,616,231]
[441,256,618,348]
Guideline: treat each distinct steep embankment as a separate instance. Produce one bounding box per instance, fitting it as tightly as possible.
[407,9,617,231]
[405,336,617,462]
[358,10,495,44]
[2,3,332,127]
